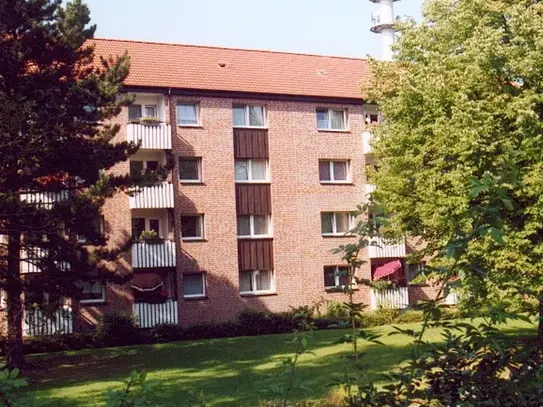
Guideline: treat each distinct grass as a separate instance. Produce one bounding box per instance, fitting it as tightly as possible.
[25,318,536,407]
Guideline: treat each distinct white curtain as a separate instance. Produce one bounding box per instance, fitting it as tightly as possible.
[333,161,348,180]
[235,160,249,180]
[184,274,203,296]
[237,216,251,236]
[233,106,246,126]
[251,160,267,180]
[249,106,265,126]
[255,270,272,291]
[253,215,268,236]
[239,271,253,292]
[178,104,197,124]
[331,110,345,129]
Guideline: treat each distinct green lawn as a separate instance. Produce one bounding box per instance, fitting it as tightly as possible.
[26,319,536,407]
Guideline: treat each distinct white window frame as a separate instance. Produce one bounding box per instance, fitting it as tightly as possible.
[324,266,351,289]
[144,104,157,118]
[181,214,204,241]
[77,215,105,244]
[132,217,163,239]
[239,270,276,295]
[177,103,200,127]
[321,212,355,236]
[233,105,267,128]
[80,281,106,304]
[237,215,272,239]
[179,157,202,183]
[183,273,206,299]
[234,159,270,183]
[316,108,348,131]
[319,160,351,183]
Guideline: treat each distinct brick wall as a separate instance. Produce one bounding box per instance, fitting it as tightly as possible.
[168,96,370,325]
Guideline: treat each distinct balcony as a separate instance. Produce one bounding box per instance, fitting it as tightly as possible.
[370,287,409,310]
[20,190,69,208]
[362,131,373,154]
[368,236,406,258]
[127,123,172,150]
[129,183,174,209]
[131,240,176,268]
[133,300,178,328]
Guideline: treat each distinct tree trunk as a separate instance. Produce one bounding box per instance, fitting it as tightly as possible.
[538,293,543,349]
[6,230,24,369]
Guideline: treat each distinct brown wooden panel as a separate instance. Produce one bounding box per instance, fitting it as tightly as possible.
[238,239,274,270]
[236,184,271,215]
[233,129,269,159]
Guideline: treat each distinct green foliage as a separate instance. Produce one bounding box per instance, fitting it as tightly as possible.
[96,312,140,346]
[138,230,159,241]
[105,370,158,407]
[0,367,36,407]
[363,0,543,334]
[267,310,317,407]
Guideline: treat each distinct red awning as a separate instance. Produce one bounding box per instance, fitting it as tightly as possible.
[373,260,402,280]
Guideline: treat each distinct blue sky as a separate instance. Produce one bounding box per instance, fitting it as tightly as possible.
[84,0,423,59]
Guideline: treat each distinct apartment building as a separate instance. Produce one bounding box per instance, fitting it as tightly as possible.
[12,38,445,335]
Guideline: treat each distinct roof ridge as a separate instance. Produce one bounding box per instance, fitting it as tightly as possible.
[92,37,368,62]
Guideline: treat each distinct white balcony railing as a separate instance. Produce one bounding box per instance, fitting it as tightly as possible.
[20,247,71,273]
[365,183,376,196]
[370,287,409,310]
[23,306,73,336]
[129,183,174,209]
[362,131,373,154]
[133,300,178,328]
[20,190,69,208]
[369,236,406,258]
[127,123,172,150]
[131,241,176,269]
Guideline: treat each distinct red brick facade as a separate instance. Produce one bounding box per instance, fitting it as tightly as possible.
[9,40,447,335]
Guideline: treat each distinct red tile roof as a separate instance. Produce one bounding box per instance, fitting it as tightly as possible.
[91,38,368,100]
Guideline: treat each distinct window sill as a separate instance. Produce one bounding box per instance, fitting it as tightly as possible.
[317,129,351,133]
[325,287,360,293]
[178,124,203,129]
[320,181,353,185]
[182,238,207,242]
[237,235,273,240]
[322,233,355,238]
[233,126,268,130]
[180,180,204,185]
[184,295,208,301]
[240,291,277,297]
[235,180,272,184]
[80,300,107,305]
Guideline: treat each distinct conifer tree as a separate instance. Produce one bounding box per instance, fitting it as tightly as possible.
[0,0,144,367]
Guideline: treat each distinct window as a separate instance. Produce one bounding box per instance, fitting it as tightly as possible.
[77,215,105,244]
[235,159,268,182]
[179,158,201,182]
[181,215,204,240]
[145,105,157,117]
[131,218,161,240]
[407,262,426,283]
[237,215,270,237]
[177,103,199,126]
[323,266,350,289]
[130,160,159,177]
[319,160,350,183]
[80,281,105,304]
[316,108,347,130]
[131,218,146,240]
[128,104,158,121]
[233,105,266,127]
[321,212,353,236]
[239,270,275,294]
[183,273,206,298]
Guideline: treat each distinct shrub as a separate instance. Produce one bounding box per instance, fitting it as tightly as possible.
[96,312,140,346]
[237,309,296,336]
[148,323,184,343]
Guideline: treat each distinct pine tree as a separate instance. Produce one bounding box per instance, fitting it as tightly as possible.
[0,0,143,367]
[363,0,543,342]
